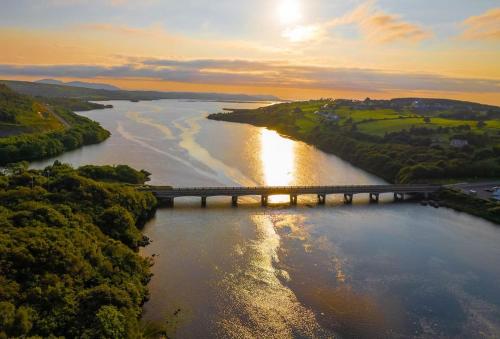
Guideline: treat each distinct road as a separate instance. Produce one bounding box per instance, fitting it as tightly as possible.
[449,182,500,200]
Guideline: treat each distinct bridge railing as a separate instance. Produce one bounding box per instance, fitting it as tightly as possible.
[146,184,442,196]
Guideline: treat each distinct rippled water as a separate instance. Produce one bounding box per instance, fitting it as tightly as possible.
[32,100,500,338]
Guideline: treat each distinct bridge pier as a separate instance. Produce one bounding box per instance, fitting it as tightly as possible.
[290,195,298,206]
[369,193,380,203]
[201,197,207,208]
[232,196,238,207]
[162,197,174,208]
[394,193,405,202]
[261,195,268,207]
[344,194,353,204]
[317,194,326,205]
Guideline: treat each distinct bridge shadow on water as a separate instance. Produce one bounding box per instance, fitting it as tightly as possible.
[157,194,420,211]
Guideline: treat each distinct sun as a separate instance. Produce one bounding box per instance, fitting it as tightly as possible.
[278,0,302,25]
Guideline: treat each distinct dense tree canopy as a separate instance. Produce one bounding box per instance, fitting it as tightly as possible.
[0,162,157,338]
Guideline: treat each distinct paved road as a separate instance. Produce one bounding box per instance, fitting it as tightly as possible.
[48,107,71,129]
[449,182,500,200]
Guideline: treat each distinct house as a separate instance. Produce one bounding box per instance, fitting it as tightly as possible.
[315,110,339,121]
[450,139,469,148]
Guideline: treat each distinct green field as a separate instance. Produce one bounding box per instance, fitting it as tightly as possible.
[295,117,318,133]
[357,117,500,136]
[336,107,405,122]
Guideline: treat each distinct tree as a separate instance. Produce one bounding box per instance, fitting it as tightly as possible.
[94,306,127,339]
[98,206,142,248]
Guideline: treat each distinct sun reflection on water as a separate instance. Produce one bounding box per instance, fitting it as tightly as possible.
[260,129,296,203]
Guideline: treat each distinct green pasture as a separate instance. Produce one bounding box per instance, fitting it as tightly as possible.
[358,117,500,136]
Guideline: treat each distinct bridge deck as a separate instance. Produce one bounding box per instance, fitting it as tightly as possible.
[146,184,441,198]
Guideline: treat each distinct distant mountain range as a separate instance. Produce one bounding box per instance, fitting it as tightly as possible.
[1,80,280,102]
[35,79,121,91]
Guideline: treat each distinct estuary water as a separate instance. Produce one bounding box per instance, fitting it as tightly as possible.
[32,100,500,338]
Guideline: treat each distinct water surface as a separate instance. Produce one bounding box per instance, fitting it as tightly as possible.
[33,100,500,338]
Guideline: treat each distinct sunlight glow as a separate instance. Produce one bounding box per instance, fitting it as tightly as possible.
[278,0,302,25]
[260,129,296,203]
[282,25,318,43]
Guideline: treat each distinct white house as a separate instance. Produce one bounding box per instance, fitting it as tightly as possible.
[315,110,339,121]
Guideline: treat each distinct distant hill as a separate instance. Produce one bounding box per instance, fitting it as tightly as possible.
[35,79,121,91]
[36,78,65,86]
[4,80,280,102]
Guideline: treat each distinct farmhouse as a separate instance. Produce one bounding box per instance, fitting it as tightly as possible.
[315,110,339,121]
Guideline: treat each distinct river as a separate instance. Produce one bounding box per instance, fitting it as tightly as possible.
[32,100,500,338]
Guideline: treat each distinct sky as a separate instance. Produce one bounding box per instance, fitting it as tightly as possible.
[1,0,499,104]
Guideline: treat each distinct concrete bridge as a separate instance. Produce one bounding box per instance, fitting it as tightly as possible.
[144,184,442,207]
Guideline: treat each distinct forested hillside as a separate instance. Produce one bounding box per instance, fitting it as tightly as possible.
[0,84,64,136]
[0,162,158,338]
[0,84,110,165]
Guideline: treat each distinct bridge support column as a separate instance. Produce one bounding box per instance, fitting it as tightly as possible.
[317,194,326,205]
[394,193,404,202]
[369,193,380,203]
[232,196,238,207]
[261,195,268,207]
[162,197,174,208]
[201,197,207,208]
[290,195,298,206]
[344,194,353,204]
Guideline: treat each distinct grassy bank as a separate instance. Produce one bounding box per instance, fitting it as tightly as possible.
[436,189,500,224]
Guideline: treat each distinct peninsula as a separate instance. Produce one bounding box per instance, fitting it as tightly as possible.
[208,98,500,223]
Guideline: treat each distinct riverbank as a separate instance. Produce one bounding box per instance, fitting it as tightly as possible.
[207,100,500,224]
[435,188,500,224]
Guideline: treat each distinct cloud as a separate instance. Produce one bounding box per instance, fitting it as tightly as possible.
[1,59,498,94]
[461,8,500,41]
[325,1,432,43]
